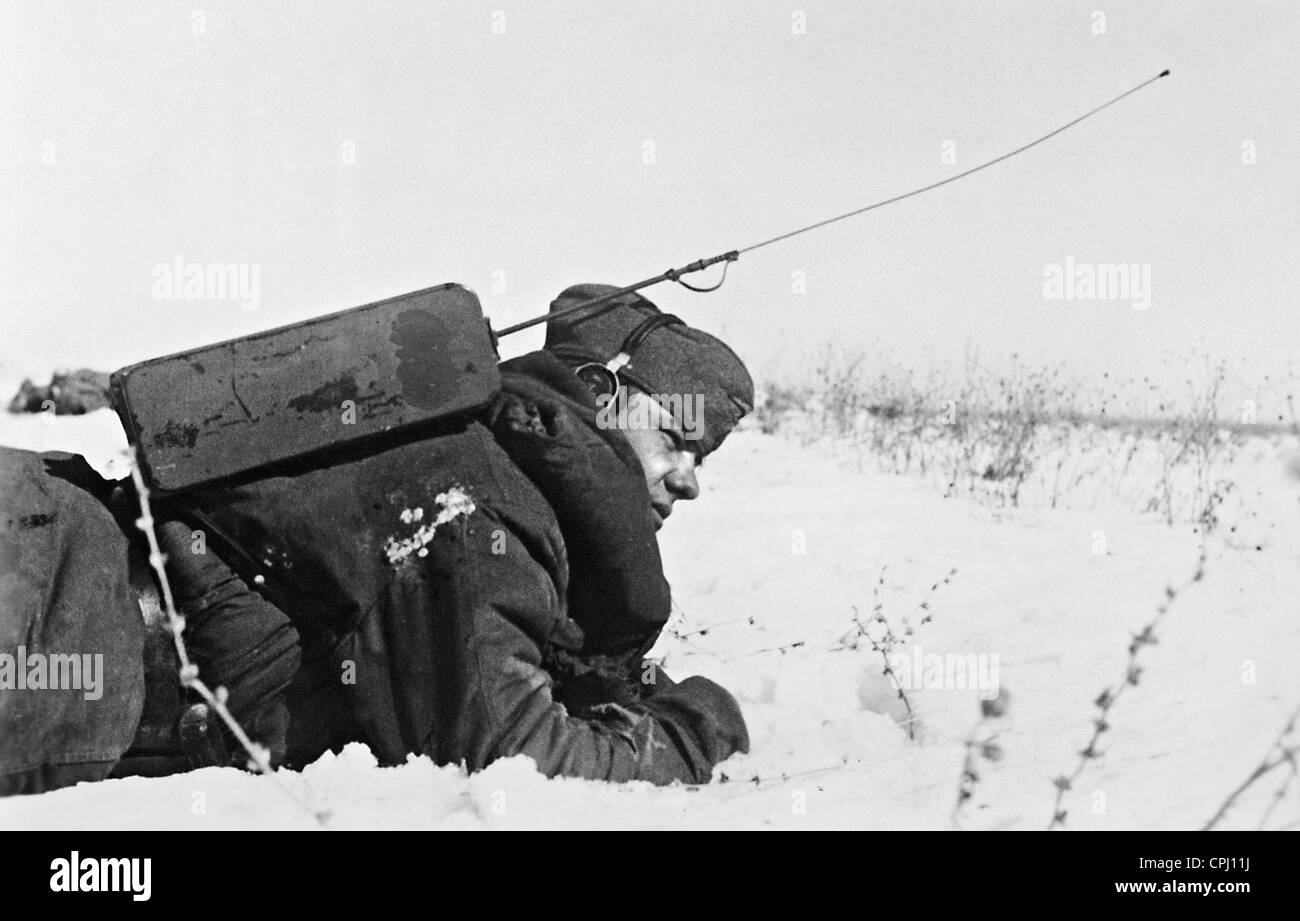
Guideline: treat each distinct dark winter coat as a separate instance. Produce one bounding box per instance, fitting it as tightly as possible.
[164,350,749,783]
[0,448,144,794]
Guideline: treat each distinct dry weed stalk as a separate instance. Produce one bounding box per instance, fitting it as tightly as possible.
[1046,548,1206,830]
[128,448,329,827]
[1202,701,1300,831]
[952,691,1010,828]
[834,565,958,740]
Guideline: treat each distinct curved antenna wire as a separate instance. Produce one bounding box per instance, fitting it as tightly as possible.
[738,69,1170,255]
[491,69,1170,341]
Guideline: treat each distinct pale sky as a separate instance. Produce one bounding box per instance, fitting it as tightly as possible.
[2,1,1297,412]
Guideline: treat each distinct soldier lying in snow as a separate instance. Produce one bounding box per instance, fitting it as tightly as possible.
[0,284,754,794]
[6,368,112,415]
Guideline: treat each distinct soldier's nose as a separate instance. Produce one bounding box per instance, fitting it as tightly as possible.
[667,457,700,502]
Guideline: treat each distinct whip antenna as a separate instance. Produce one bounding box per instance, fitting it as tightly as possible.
[494,69,1170,341]
[739,68,1170,254]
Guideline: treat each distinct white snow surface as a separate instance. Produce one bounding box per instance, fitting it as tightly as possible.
[2,410,1298,830]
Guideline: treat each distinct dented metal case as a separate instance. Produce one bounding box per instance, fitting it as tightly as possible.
[111,284,500,494]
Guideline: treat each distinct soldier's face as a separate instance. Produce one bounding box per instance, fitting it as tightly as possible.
[619,390,701,531]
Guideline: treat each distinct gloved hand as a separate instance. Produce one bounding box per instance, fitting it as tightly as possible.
[638,674,750,778]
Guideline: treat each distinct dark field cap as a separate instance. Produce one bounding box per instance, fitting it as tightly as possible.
[544,283,754,457]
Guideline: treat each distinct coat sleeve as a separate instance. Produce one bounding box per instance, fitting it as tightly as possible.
[407,505,749,785]
[156,518,302,763]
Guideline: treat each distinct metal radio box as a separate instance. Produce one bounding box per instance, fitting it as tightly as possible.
[111,284,500,493]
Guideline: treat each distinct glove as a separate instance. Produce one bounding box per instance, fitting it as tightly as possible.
[638,675,750,780]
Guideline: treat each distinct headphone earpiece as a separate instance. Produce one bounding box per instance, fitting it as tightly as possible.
[569,312,684,400]
[575,362,619,398]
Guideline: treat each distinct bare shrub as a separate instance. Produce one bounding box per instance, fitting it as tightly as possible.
[760,348,1268,528]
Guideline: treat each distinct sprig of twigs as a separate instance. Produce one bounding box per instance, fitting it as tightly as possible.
[833,566,958,739]
[952,692,1010,828]
[1202,700,1300,830]
[717,760,849,789]
[1046,547,1206,829]
[127,448,329,827]
[673,615,756,639]
[723,640,806,663]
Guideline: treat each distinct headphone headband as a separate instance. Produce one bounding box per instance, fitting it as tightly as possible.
[564,312,684,398]
[619,313,683,359]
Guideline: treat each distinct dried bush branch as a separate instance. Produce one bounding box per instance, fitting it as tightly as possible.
[758,350,1260,527]
[1202,701,1300,831]
[127,448,329,827]
[1046,548,1207,830]
[833,566,958,740]
[952,692,1009,829]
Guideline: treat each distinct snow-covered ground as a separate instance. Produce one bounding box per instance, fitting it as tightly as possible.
[2,409,1298,830]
